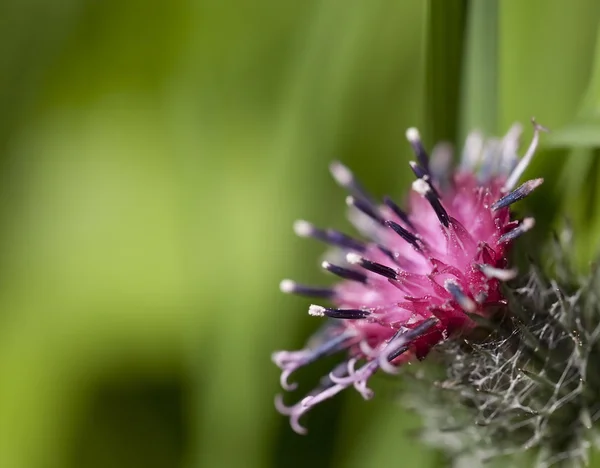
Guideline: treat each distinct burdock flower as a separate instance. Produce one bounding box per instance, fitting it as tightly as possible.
[273,121,546,435]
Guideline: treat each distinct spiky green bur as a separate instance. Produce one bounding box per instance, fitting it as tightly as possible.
[404,233,600,467]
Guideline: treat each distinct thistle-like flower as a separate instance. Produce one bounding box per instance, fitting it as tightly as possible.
[273,120,546,435]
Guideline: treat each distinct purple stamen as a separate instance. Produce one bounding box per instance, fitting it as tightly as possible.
[445,279,477,313]
[346,196,385,225]
[294,220,366,252]
[321,261,368,283]
[272,331,357,390]
[279,279,335,299]
[346,252,398,280]
[492,178,544,211]
[379,317,439,373]
[308,304,371,320]
[406,127,430,174]
[384,220,421,250]
[477,264,518,281]
[412,178,450,227]
[329,161,377,205]
[498,218,535,244]
[383,196,415,230]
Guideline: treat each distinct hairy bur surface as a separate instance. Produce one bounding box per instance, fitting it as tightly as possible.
[273,121,546,436]
[406,231,600,467]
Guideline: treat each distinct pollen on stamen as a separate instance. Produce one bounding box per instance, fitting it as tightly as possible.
[308,304,326,317]
[411,177,431,196]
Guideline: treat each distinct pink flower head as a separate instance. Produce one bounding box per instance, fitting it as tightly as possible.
[273,121,546,434]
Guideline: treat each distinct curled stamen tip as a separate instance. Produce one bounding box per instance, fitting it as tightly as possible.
[329,371,346,384]
[379,357,400,375]
[272,350,301,367]
[275,399,309,435]
[300,396,314,408]
[329,161,353,186]
[406,127,421,142]
[271,351,285,366]
[359,387,374,400]
[280,369,298,391]
[293,219,314,237]
[359,340,377,357]
[308,304,326,317]
[274,394,294,415]
[290,418,308,435]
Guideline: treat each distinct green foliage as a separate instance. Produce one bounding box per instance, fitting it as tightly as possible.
[0,1,598,467]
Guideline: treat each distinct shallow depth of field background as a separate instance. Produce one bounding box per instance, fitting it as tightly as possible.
[2,1,600,467]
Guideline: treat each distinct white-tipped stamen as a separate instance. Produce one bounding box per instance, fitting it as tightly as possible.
[445,279,477,313]
[406,127,420,143]
[500,122,523,173]
[430,142,453,176]
[461,130,484,170]
[308,305,326,317]
[503,119,548,192]
[409,161,428,179]
[478,264,518,281]
[278,280,334,298]
[279,279,296,293]
[346,194,385,224]
[346,252,362,265]
[329,161,354,187]
[492,178,544,211]
[293,219,314,237]
[498,217,536,243]
[522,217,536,230]
[411,177,450,227]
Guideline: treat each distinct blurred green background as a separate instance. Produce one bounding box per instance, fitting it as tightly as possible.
[2,1,600,467]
